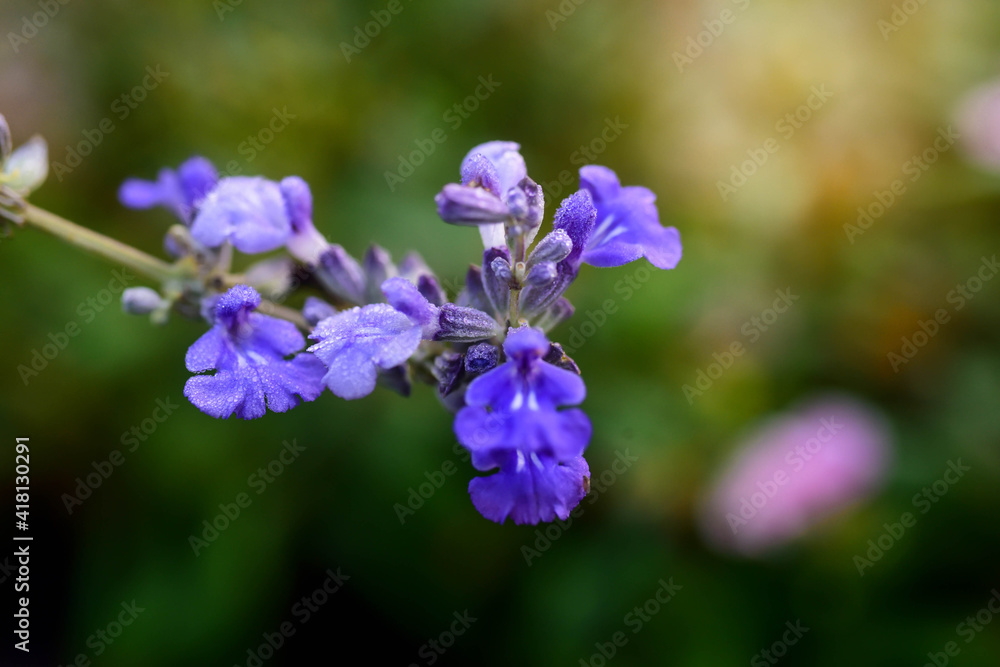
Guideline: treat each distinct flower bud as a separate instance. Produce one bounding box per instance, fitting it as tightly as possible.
[435,184,509,226]
[317,245,366,304]
[482,247,511,316]
[121,287,164,315]
[434,304,500,342]
[528,229,573,266]
[464,342,500,377]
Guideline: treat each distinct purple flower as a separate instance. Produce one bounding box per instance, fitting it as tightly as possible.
[454,327,591,524]
[190,177,292,254]
[119,156,218,225]
[698,396,892,556]
[280,176,330,265]
[578,165,681,270]
[184,285,326,420]
[308,277,438,399]
[435,141,543,249]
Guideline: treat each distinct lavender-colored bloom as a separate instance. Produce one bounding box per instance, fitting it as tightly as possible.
[435,141,532,249]
[699,396,892,557]
[309,305,421,400]
[280,176,329,265]
[190,176,292,253]
[317,245,367,305]
[183,285,326,420]
[578,166,681,270]
[454,327,592,524]
[308,277,437,400]
[119,156,218,225]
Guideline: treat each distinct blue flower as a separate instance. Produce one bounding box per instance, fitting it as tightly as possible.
[435,141,542,249]
[454,327,591,524]
[119,156,218,225]
[190,176,293,254]
[308,277,438,399]
[280,176,330,265]
[578,165,682,270]
[184,285,326,420]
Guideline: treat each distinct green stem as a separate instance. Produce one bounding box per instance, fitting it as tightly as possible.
[21,203,182,284]
[18,203,312,331]
[509,287,521,326]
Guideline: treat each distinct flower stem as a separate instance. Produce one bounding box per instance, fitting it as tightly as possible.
[21,203,182,284]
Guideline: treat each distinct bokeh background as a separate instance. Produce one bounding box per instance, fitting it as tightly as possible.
[2,0,1000,665]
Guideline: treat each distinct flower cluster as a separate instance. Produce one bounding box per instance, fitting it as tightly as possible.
[119,140,682,524]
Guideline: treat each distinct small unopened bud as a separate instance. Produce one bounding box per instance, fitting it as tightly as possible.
[527,229,573,266]
[525,262,556,286]
[434,304,500,342]
[121,287,164,315]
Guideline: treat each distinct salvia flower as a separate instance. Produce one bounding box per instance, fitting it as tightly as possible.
[308,277,438,400]
[454,327,592,524]
[280,175,330,265]
[435,141,543,249]
[578,165,682,270]
[119,156,218,225]
[184,285,326,420]
[698,395,892,556]
[190,176,294,253]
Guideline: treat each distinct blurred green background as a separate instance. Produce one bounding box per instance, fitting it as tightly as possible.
[2,0,1000,665]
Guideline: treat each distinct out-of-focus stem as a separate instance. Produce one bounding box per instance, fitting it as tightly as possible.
[21,203,182,284]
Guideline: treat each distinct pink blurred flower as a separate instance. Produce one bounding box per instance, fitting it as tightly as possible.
[956,80,1000,170]
[699,395,892,556]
